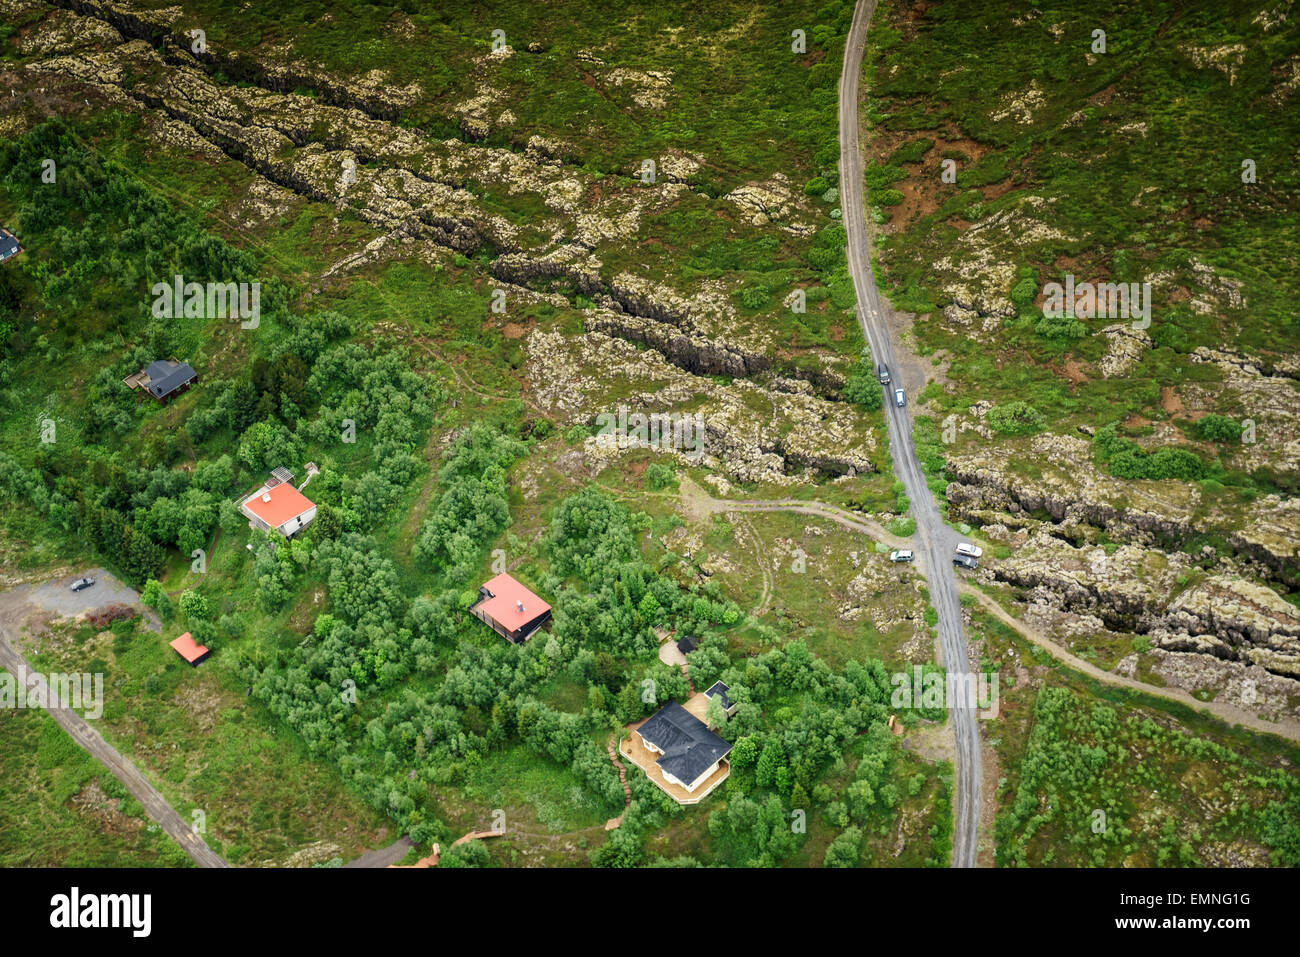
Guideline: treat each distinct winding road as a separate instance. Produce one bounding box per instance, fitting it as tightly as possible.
[839,0,983,868]
[0,628,229,868]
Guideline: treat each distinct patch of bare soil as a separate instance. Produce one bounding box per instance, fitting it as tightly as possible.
[677,476,716,525]
[889,169,938,229]
[976,734,1000,868]
[899,718,956,765]
[71,780,145,838]
[1089,83,1118,106]
[933,131,991,168]
[1159,386,1185,416]
[1061,358,1089,384]
[175,680,226,733]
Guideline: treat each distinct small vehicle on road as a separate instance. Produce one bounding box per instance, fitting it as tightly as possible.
[69,576,96,592]
[955,542,983,559]
[952,555,978,570]
[878,364,891,385]
[889,549,914,563]
[894,388,906,408]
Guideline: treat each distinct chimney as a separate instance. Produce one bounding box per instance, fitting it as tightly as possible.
[516,600,525,614]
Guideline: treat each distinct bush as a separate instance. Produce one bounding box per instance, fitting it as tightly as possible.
[887,516,916,536]
[804,176,830,196]
[1010,272,1038,307]
[645,463,676,490]
[843,354,883,411]
[1194,414,1243,443]
[1093,426,1209,481]
[1035,312,1087,340]
[986,402,1044,435]
[740,285,772,310]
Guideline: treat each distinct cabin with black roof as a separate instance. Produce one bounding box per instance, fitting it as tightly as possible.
[704,680,738,718]
[0,227,22,264]
[124,358,198,405]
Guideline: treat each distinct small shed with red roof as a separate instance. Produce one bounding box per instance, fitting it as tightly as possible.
[470,573,551,644]
[169,632,212,667]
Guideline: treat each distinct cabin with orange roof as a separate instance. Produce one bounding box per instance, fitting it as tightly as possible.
[239,467,317,538]
[470,573,551,644]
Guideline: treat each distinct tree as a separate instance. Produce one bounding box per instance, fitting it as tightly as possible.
[140,579,173,621]
[843,353,884,411]
[705,694,728,731]
[440,838,490,868]
[823,827,863,867]
[179,589,211,622]
[731,736,759,768]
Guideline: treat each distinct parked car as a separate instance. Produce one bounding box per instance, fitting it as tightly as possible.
[955,542,983,559]
[69,576,95,592]
[952,555,978,570]
[894,388,906,407]
[877,363,891,385]
[889,549,914,563]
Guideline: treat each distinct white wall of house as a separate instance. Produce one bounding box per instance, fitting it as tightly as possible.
[277,505,317,537]
[684,760,720,792]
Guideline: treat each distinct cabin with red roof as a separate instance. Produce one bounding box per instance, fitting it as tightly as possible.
[470,573,551,644]
[239,467,317,538]
[169,632,211,667]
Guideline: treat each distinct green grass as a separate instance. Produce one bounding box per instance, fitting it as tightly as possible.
[0,694,191,866]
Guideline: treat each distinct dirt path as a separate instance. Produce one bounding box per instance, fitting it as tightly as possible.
[605,733,632,829]
[0,628,229,867]
[344,835,413,868]
[963,586,1300,744]
[733,515,774,617]
[691,488,1300,744]
[710,497,908,550]
[167,527,223,597]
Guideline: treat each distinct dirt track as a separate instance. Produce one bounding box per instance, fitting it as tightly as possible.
[0,569,228,867]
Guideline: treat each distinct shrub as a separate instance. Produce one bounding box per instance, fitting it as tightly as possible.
[1035,312,1087,340]
[843,354,883,411]
[740,285,772,309]
[645,463,677,490]
[1010,272,1038,307]
[804,175,830,196]
[1194,414,1243,443]
[986,402,1044,435]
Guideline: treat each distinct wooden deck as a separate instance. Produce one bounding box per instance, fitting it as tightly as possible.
[682,691,710,722]
[620,729,730,806]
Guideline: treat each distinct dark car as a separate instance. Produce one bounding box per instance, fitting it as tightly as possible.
[69,576,96,592]
[952,555,977,570]
[877,363,891,385]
